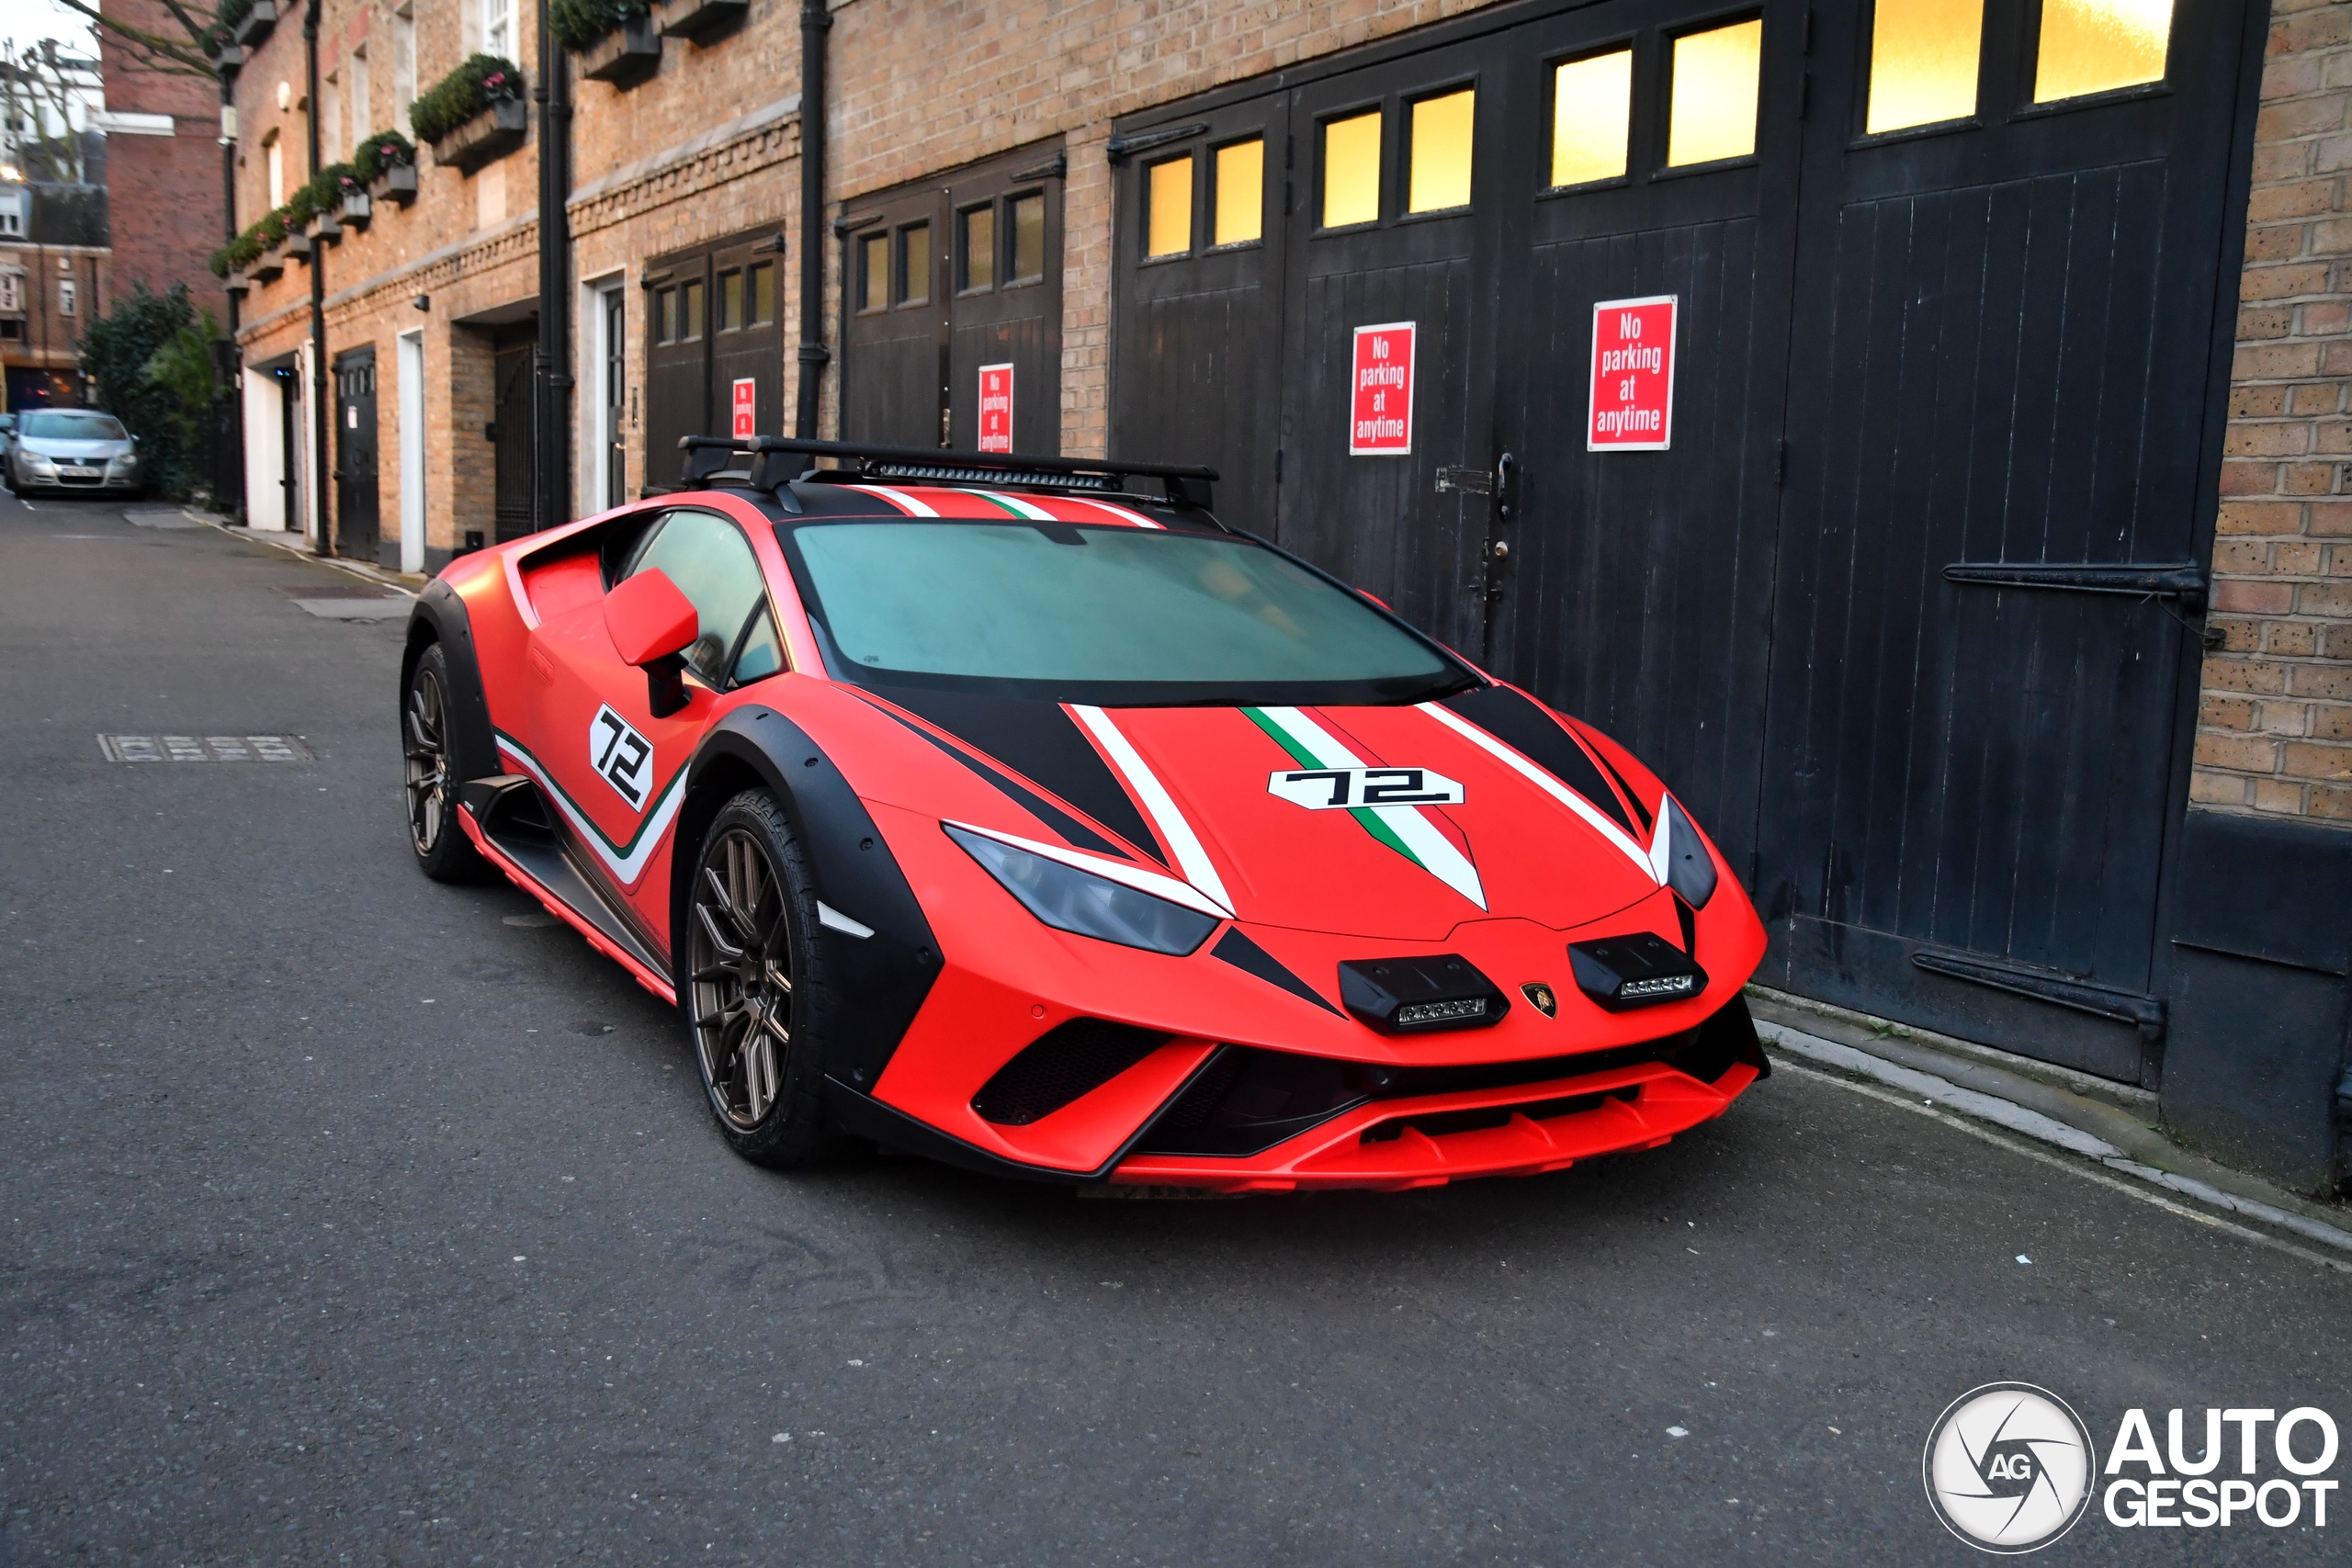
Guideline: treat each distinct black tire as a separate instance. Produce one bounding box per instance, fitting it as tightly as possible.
[684,789,838,1168]
[402,642,489,883]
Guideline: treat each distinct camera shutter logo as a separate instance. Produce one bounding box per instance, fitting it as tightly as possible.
[1923,1383,2098,1553]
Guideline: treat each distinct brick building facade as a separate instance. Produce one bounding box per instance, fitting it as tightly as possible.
[95,0,229,318]
[221,0,2352,1188]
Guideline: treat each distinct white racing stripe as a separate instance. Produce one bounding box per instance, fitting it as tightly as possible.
[494,735,686,886]
[1067,705,1236,915]
[844,483,939,517]
[1254,705,1487,910]
[1075,498,1165,529]
[1417,701,1658,884]
[945,818,1231,919]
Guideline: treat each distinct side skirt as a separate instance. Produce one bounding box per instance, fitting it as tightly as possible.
[458,775,676,1005]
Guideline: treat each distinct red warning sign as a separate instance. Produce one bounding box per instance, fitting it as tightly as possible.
[1587,296,1676,451]
[1349,321,1415,457]
[730,378,757,441]
[978,363,1014,453]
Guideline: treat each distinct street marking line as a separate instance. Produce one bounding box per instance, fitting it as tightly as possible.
[1770,1057,2352,1276]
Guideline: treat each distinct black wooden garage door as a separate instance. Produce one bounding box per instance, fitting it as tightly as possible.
[840,141,1067,454]
[1110,0,2257,1081]
[643,224,787,493]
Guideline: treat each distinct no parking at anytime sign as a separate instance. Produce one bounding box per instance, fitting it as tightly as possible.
[1588,295,1676,450]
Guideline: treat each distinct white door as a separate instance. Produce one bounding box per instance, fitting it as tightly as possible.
[398,330,425,573]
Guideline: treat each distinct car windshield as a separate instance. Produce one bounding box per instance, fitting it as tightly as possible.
[21,412,128,441]
[776,518,1473,705]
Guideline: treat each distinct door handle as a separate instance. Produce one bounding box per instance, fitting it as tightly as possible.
[1942,559,2205,612]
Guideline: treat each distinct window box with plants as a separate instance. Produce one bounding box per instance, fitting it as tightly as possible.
[558,0,662,85]
[653,0,747,45]
[210,225,270,294]
[411,55,527,175]
[246,212,288,281]
[356,130,417,207]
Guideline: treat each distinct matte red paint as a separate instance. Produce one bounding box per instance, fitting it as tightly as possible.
[437,484,1771,1190]
[602,568,700,667]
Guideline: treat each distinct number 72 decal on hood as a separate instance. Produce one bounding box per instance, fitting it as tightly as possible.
[1267,765,1464,810]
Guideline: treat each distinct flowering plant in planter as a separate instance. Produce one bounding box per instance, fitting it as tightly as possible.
[352,129,416,182]
[550,0,650,51]
[409,54,525,147]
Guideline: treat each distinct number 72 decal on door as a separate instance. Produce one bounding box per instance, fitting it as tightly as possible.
[590,704,653,809]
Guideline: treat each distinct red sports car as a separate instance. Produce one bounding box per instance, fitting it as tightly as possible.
[401,439,1768,1191]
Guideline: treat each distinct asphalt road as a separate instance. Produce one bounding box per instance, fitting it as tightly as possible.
[0,495,2345,1566]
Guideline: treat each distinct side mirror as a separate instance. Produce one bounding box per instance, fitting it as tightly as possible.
[604,568,698,718]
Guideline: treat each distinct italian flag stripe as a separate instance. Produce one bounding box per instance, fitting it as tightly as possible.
[1243,705,1487,910]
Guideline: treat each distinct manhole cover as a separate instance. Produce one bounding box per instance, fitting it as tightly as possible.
[99,734,315,762]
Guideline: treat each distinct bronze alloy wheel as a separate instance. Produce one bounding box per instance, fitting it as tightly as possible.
[403,663,451,855]
[691,826,797,1130]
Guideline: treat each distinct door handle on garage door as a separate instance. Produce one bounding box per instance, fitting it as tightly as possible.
[1942,559,2206,612]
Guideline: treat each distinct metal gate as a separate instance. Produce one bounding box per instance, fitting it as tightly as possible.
[1109,0,2258,1079]
[333,345,379,562]
[840,140,1066,453]
[643,224,788,491]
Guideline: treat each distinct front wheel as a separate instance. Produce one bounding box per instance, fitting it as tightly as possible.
[403,642,487,883]
[685,790,834,1168]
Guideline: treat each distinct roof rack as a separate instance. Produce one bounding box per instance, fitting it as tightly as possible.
[677,435,1219,513]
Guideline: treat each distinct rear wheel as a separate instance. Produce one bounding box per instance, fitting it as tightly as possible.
[687,791,833,1168]
[403,642,487,883]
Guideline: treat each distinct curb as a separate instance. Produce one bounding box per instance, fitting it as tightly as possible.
[193,512,424,598]
[1751,1010,2352,1259]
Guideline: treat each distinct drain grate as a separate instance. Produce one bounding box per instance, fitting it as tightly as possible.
[99,734,316,762]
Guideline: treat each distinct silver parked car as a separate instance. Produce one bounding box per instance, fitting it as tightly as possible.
[6,409,144,496]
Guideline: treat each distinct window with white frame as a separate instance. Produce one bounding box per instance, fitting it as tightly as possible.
[265,135,283,207]
[0,269,22,310]
[59,277,77,317]
[484,0,512,59]
[0,191,22,239]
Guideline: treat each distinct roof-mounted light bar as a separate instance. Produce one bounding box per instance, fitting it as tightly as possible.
[676,435,1219,513]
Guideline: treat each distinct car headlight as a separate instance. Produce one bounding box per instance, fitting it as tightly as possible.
[944,822,1220,955]
[110,453,139,469]
[24,454,56,472]
[1659,795,1718,909]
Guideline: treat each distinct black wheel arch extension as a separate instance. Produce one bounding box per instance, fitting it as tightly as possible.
[681,706,943,1093]
[401,581,500,787]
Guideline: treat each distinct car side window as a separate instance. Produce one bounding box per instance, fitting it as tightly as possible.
[621,509,774,688]
[728,603,786,687]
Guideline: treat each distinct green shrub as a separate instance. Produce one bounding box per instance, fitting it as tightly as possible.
[352,128,415,182]
[281,180,319,227]
[408,54,524,145]
[254,209,287,247]
[302,161,364,212]
[550,0,649,52]
[225,230,265,271]
[79,285,198,494]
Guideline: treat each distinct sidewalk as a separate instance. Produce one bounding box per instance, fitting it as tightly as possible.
[1747,984,2352,1269]
[185,508,426,598]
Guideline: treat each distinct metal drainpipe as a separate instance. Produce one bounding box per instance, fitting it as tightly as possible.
[534,0,571,531]
[794,0,830,439]
[220,56,239,337]
[304,0,331,556]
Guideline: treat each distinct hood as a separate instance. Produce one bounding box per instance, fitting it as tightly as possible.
[19,436,134,458]
[859,682,1680,942]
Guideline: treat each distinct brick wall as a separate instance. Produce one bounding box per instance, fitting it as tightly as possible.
[97,0,228,316]
[2199,0,2352,821]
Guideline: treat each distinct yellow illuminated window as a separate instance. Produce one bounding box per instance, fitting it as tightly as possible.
[1214,139,1263,245]
[1147,155,1193,257]
[1551,50,1633,186]
[749,262,775,325]
[718,270,742,332]
[1322,110,1382,228]
[2034,0,2171,102]
[1668,19,1763,166]
[1408,87,1476,212]
[1867,0,1984,132]
[1010,194,1046,283]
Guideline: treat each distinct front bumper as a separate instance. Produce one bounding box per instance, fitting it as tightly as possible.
[858,799,1772,1192]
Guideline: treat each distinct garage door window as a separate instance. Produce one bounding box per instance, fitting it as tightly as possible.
[1214,139,1263,246]
[1666,18,1763,166]
[858,234,888,313]
[1550,48,1633,187]
[1010,194,1047,284]
[1866,0,1984,132]
[961,206,996,292]
[2034,0,2171,102]
[1322,109,1382,228]
[900,223,931,306]
[1148,156,1193,257]
[1407,87,1476,212]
